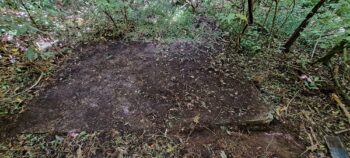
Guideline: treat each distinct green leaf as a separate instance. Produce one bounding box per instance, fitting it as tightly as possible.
[25,48,38,62]
[235,13,248,23]
[40,52,55,60]
[345,36,350,42]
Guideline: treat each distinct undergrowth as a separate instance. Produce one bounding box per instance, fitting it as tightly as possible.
[0,0,350,157]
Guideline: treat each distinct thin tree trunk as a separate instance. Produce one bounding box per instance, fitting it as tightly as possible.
[248,0,254,24]
[282,0,326,53]
[279,0,295,29]
[268,0,279,48]
[237,24,248,46]
[122,0,129,30]
[104,0,118,29]
[257,0,273,41]
[19,0,40,29]
[312,40,347,65]
[103,10,118,29]
[262,0,273,26]
[239,0,253,46]
[241,0,245,13]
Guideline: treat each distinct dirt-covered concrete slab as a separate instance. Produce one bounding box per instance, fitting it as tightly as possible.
[12,41,272,133]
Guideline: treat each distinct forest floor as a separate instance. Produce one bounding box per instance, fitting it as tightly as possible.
[0,39,309,157]
[8,41,274,133]
[0,10,349,158]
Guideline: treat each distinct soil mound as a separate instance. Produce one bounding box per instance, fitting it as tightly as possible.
[13,41,272,133]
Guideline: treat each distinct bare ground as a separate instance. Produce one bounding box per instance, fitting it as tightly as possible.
[9,41,273,133]
[0,40,306,157]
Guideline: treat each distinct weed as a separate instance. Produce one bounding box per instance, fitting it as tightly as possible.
[304,76,322,90]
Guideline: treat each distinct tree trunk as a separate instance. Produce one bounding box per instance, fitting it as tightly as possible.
[312,40,347,65]
[282,0,326,53]
[248,0,254,24]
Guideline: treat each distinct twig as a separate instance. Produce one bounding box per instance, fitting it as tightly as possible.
[335,128,350,135]
[15,72,44,97]
[311,36,320,60]
[302,110,316,125]
[309,126,319,145]
[0,72,44,102]
[286,90,300,114]
[203,126,216,136]
[331,93,350,124]
[300,124,318,156]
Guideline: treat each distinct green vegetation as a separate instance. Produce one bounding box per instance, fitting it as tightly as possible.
[1,0,349,157]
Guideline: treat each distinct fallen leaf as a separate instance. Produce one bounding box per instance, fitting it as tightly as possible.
[15,97,23,103]
[166,144,175,153]
[193,115,200,124]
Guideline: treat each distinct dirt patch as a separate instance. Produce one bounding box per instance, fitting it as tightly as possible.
[8,41,272,134]
[0,40,308,157]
